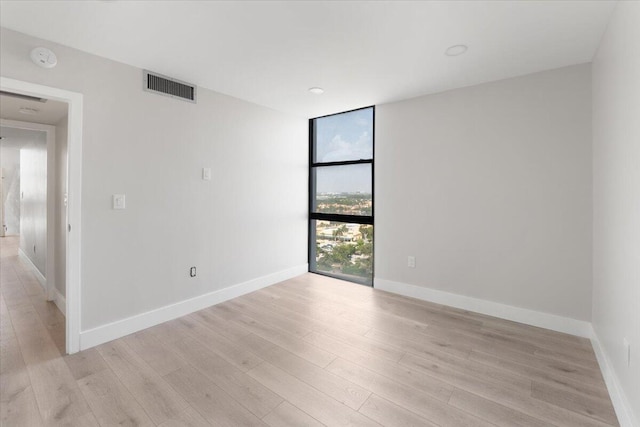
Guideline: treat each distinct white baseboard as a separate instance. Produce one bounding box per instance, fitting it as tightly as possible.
[590,327,638,427]
[18,248,47,292]
[79,264,309,351]
[54,288,66,316]
[373,278,637,425]
[374,278,592,338]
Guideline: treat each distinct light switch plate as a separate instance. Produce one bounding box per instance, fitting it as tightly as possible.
[113,194,126,210]
[202,168,212,181]
[408,256,416,268]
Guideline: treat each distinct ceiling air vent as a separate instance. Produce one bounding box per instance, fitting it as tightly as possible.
[0,91,48,103]
[143,70,197,103]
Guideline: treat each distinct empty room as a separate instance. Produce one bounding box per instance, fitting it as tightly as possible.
[0,1,638,426]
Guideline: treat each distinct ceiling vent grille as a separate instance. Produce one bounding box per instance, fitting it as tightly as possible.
[143,70,197,103]
[0,90,48,103]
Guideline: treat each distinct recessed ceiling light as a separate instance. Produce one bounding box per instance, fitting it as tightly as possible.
[19,107,39,115]
[309,87,324,95]
[445,45,468,57]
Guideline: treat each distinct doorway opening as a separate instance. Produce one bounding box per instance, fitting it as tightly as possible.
[1,77,83,354]
[1,94,68,353]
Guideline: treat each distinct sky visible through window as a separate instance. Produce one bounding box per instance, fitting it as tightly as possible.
[314,107,373,193]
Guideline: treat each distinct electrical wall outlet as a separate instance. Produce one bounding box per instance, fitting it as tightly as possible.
[408,256,416,268]
[623,338,631,367]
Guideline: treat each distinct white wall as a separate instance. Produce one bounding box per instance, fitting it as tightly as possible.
[0,28,308,332]
[19,136,47,275]
[1,145,20,235]
[376,64,592,321]
[592,2,640,425]
[55,114,67,297]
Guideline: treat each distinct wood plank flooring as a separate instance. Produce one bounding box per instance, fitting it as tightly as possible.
[0,235,619,426]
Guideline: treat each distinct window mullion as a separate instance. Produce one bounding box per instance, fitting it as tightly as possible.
[312,159,373,168]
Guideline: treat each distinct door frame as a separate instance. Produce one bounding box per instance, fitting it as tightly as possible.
[0,166,4,237]
[1,77,83,354]
[0,118,56,300]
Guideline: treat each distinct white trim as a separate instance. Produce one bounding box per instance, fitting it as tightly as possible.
[54,288,66,317]
[18,248,47,292]
[79,264,309,351]
[590,327,638,427]
[1,118,56,302]
[1,77,84,354]
[374,278,592,338]
[374,279,637,425]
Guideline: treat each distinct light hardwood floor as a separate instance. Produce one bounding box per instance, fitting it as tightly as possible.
[1,235,619,426]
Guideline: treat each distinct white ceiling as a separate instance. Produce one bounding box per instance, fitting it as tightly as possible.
[0,94,68,125]
[0,1,616,118]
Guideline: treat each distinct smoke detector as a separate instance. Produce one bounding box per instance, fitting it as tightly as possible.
[30,47,58,69]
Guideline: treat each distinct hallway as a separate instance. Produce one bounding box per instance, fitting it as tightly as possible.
[1,235,71,425]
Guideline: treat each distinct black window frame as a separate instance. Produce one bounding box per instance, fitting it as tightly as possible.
[308,105,375,286]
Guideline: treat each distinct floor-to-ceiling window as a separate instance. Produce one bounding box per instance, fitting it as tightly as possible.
[309,106,374,285]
